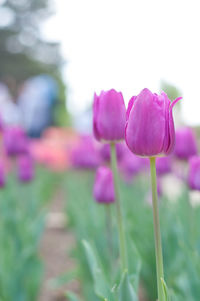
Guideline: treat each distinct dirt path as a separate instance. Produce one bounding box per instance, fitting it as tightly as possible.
[39,189,147,301]
[39,190,79,301]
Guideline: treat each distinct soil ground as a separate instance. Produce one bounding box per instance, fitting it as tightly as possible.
[39,190,147,301]
[39,190,79,301]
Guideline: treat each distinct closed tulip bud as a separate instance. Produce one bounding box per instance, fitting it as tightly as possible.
[93,89,126,142]
[156,156,172,175]
[0,161,6,188]
[93,166,115,204]
[119,147,146,181]
[18,155,34,183]
[71,135,101,169]
[125,88,181,157]
[174,127,198,160]
[188,156,200,190]
[3,126,29,157]
[100,142,124,163]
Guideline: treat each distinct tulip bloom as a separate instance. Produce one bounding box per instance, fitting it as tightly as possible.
[0,161,6,188]
[119,147,146,181]
[93,89,126,142]
[125,88,181,157]
[188,156,200,190]
[93,166,115,204]
[100,142,124,163]
[174,127,197,160]
[156,156,172,175]
[3,126,29,157]
[18,155,34,182]
[71,135,101,169]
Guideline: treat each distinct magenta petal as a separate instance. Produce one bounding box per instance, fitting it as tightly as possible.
[125,89,181,157]
[188,156,200,190]
[93,93,101,141]
[126,96,137,121]
[125,88,165,156]
[166,97,182,154]
[93,89,126,142]
[93,166,115,203]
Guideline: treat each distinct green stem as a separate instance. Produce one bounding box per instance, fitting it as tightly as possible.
[149,157,165,301]
[110,142,127,272]
[105,204,113,261]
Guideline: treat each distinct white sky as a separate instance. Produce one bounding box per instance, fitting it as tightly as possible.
[42,0,200,125]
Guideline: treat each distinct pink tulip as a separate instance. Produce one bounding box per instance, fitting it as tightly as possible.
[18,155,34,183]
[119,147,146,181]
[156,156,172,175]
[71,135,101,169]
[0,161,6,188]
[93,89,126,142]
[174,127,198,160]
[125,88,181,157]
[93,166,115,204]
[3,126,29,157]
[100,142,124,163]
[188,156,200,190]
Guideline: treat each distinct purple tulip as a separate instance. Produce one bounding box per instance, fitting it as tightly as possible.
[3,126,29,157]
[0,161,6,188]
[125,88,181,157]
[0,115,4,132]
[188,156,200,190]
[174,127,198,160]
[71,135,101,169]
[93,89,126,142]
[100,142,124,162]
[156,156,172,175]
[119,147,146,181]
[18,155,34,182]
[93,166,115,204]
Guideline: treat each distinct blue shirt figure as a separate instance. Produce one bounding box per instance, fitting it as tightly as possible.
[18,75,58,137]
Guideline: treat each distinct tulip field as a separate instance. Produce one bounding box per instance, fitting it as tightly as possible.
[1,88,200,301]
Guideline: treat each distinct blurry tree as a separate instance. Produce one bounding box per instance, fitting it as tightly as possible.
[160,80,182,102]
[0,0,69,126]
[160,80,183,126]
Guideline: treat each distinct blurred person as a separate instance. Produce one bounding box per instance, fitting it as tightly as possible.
[0,82,21,125]
[18,75,58,137]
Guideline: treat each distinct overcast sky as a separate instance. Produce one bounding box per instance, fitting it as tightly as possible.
[42,0,200,125]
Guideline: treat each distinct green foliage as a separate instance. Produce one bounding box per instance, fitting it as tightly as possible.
[0,166,57,300]
[65,291,82,301]
[118,271,138,301]
[63,169,200,301]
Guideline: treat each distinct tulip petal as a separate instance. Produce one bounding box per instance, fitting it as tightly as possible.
[126,96,137,121]
[165,97,182,154]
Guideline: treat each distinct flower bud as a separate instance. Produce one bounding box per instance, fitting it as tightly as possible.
[125,88,181,157]
[93,166,115,204]
[188,156,200,190]
[174,127,198,160]
[100,142,124,163]
[18,155,34,183]
[0,161,6,188]
[93,89,126,142]
[71,135,101,169]
[119,147,146,181]
[156,156,172,175]
[3,126,29,157]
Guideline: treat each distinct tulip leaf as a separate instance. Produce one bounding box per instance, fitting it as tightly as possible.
[65,291,81,301]
[161,278,171,301]
[118,270,138,301]
[126,236,141,291]
[82,240,114,301]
